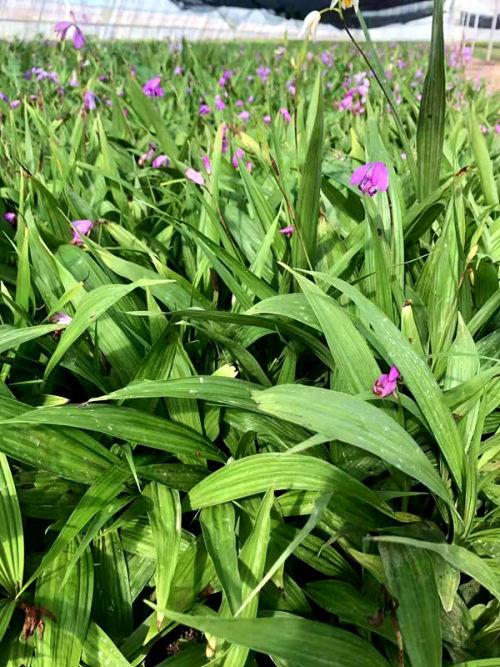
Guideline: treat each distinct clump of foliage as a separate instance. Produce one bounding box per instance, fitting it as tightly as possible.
[0,4,498,666]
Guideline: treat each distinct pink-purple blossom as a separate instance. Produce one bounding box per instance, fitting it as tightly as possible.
[257,65,271,83]
[263,114,271,125]
[185,168,205,186]
[83,90,96,111]
[373,366,400,398]
[10,100,21,109]
[152,154,170,169]
[71,219,94,245]
[202,155,212,174]
[215,95,226,111]
[54,21,86,49]
[279,107,291,123]
[350,162,389,196]
[3,212,16,225]
[279,225,294,238]
[238,110,250,122]
[50,311,73,326]
[199,103,212,116]
[232,148,245,169]
[143,76,164,98]
[218,70,233,87]
[138,142,157,167]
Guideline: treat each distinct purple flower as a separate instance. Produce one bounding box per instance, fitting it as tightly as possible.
[218,70,233,88]
[279,225,294,238]
[174,66,184,76]
[152,154,170,169]
[263,114,271,125]
[72,27,86,49]
[0,92,10,103]
[54,20,72,40]
[71,219,94,245]
[10,100,21,109]
[54,21,85,49]
[185,168,205,186]
[3,212,16,225]
[143,77,164,98]
[279,107,291,124]
[256,65,271,83]
[238,110,250,122]
[49,311,73,326]
[286,81,296,96]
[321,51,334,68]
[215,95,226,111]
[373,366,400,398]
[69,72,79,87]
[232,148,245,168]
[130,66,137,78]
[199,103,211,117]
[350,162,389,196]
[202,155,212,174]
[83,90,96,111]
[138,142,157,167]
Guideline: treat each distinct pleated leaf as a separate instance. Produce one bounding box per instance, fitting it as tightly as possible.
[82,622,131,667]
[416,0,445,198]
[144,482,182,629]
[252,384,451,506]
[187,453,386,512]
[200,503,242,615]
[149,610,390,667]
[0,453,23,596]
[34,541,93,667]
[378,541,442,667]
[0,404,223,463]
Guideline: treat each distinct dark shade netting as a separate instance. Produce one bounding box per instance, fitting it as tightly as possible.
[172,0,434,27]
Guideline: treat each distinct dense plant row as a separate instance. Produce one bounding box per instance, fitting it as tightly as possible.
[0,5,499,666]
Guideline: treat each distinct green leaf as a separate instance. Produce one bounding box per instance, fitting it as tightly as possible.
[91,376,261,411]
[416,0,445,198]
[322,274,464,489]
[224,490,274,666]
[372,536,500,599]
[290,269,380,393]
[468,105,499,207]
[148,609,390,667]
[305,581,395,642]
[44,278,169,378]
[34,541,93,667]
[0,404,223,463]
[82,622,131,667]
[0,323,59,354]
[144,483,182,629]
[200,503,242,616]
[0,453,23,596]
[92,529,133,643]
[292,71,324,269]
[25,465,130,590]
[187,453,386,513]
[0,396,116,484]
[252,384,452,506]
[378,541,442,667]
